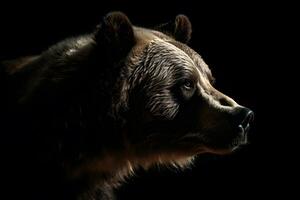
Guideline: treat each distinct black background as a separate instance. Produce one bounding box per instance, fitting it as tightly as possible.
[0,1,295,199]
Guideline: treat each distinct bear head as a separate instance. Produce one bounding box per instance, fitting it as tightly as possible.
[90,12,254,170]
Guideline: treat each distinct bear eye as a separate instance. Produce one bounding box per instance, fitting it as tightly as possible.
[182,79,195,90]
[180,79,196,100]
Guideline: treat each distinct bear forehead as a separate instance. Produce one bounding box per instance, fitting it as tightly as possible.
[146,39,196,72]
[132,27,213,82]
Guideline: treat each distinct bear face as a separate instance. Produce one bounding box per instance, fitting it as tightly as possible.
[112,14,254,168]
[0,12,254,199]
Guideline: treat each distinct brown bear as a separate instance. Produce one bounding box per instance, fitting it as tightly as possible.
[0,12,253,200]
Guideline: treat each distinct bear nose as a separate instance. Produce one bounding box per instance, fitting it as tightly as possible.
[241,110,254,129]
[235,107,254,133]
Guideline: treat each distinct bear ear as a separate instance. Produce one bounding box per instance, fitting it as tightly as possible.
[156,14,192,44]
[94,12,135,59]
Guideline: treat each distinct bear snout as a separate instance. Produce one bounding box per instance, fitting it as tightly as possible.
[196,105,254,151]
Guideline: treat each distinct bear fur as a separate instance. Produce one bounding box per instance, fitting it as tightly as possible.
[0,12,253,200]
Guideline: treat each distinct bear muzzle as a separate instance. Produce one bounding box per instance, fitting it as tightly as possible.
[194,97,255,153]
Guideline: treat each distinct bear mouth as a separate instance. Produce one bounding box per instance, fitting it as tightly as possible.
[230,126,249,151]
[194,125,251,154]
